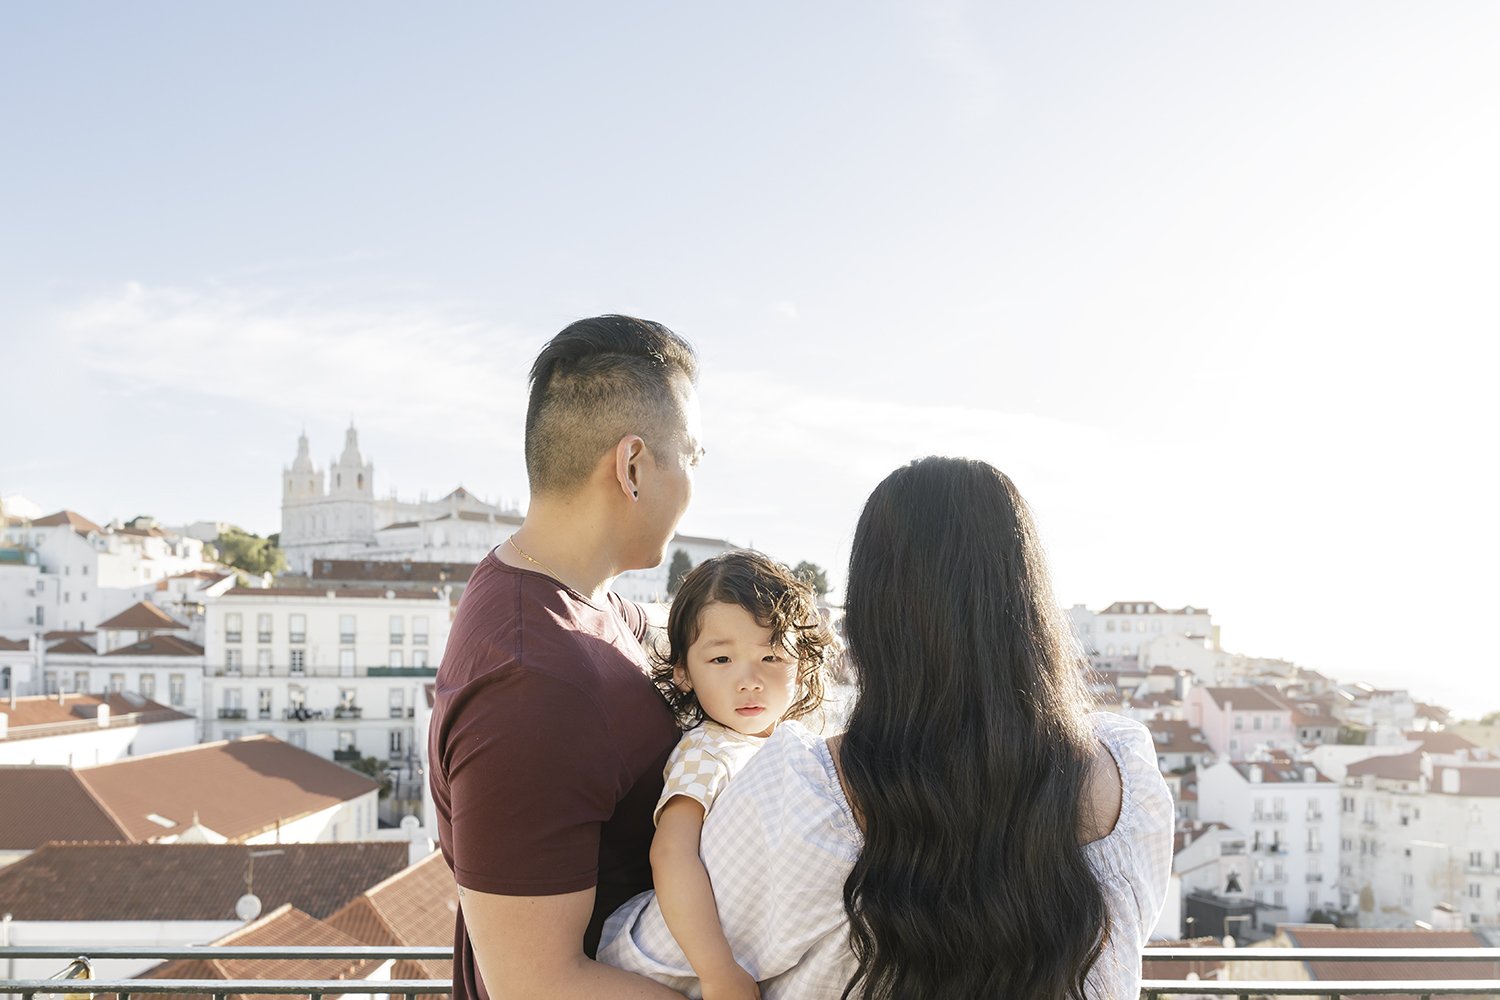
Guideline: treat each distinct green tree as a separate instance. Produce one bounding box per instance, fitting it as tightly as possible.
[348,754,393,799]
[213,526,286,577]
[792,561,830,597]
[666,549,693,596]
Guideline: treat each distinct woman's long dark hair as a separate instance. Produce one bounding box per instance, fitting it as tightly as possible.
[839,457,1109,1000]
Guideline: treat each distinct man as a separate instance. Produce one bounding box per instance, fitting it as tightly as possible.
[429,315,703,999]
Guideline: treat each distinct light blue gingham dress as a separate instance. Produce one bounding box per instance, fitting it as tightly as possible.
[598,712,1174,999]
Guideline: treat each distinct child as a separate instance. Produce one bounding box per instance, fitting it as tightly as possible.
[646,550,834,1000]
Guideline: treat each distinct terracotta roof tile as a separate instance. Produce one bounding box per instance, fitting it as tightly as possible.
[1346,752,1423,782]
[1200,686,1292,713]
[312,559,476,584]
[326,852,458,979]
[0,692,188,732]
[1281,926,1500,984]
[43,630,93,640]
[1407,730,1479,755]
[0,842,410,920]
[0,770,129,848]
[95,601,187,631]
[0,637,27,651]
[1433,765,1500,797]
[1149,720,1211,754]
[102,634,205,657]
[77,736,379,841]
[46,637,96,655]
[31,510,104,535]
[146,904,382,1000]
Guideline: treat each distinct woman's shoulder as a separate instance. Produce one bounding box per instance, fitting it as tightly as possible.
[1083,712,1175,855]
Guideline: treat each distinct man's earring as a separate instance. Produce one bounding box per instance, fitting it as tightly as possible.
[632,489,639,500]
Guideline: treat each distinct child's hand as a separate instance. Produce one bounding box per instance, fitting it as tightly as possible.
[699,961,761,1000]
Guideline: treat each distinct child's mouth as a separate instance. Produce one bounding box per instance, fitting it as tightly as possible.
[735,705,765,716]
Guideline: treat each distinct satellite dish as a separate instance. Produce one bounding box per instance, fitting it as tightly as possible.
[400,815,420,832]
[234,893,262,921]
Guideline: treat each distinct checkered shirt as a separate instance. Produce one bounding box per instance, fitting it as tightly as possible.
[653,721,769,825]
[598,712,1175,999]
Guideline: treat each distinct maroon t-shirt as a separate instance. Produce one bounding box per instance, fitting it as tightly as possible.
[429,550,678,1000]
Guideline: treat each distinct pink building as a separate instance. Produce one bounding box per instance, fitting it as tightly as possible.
[1187,685,1294,760]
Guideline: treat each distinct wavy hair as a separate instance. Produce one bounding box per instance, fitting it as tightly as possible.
[839,457,1108,1000]
[652,549,833,729]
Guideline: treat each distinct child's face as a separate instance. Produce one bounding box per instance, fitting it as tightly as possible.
[677,601,799,738]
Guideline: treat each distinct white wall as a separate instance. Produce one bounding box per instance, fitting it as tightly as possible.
[0,717,196,766]
[1,919,239,979]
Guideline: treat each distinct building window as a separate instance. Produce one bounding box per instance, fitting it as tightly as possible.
[389,615,404,643]
[1470,851,1484,870]
[226,612,242,643]
[1234,716,1244,730]
[339,648,355,675]
[74,671,89,692]
[257,613,272,642]
[258,688,273,720]
[289,648,305,673]
[169,674,185,706]
[413,649,428,668]
[1469,883,1482,899]
[257,649,272,675]
[413,616,429,645]
[389,649,403,670]
[338,729,355,751]
[226,649,242,672]
[108,673,125,693]
[289,614,306,643]
[390,688,405,718]
[140,674,156,700]
[287,730,306,749]
[339,614,356,643]
[390,729,404,756]
[1106,621,1115,632]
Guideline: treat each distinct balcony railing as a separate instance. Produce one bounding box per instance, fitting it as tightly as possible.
[216,707,247,720]
[3,945,1500,999]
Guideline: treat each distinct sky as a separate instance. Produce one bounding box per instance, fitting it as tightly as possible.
[2,2,1498,715]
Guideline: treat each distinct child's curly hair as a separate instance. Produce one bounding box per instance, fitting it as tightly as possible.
[653,549,835,729]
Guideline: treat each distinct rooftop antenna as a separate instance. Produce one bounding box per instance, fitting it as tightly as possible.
[236,847,285,922]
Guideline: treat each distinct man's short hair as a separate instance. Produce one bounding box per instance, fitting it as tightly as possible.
[525,315,699,495]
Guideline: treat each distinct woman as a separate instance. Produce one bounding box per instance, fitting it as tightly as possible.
[599,457,1174,999]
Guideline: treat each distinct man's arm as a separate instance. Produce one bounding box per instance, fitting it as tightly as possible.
[460,884,685,1000]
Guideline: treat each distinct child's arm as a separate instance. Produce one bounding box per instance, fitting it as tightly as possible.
[650,795,761,1000]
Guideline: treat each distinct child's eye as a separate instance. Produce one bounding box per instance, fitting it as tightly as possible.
[709,655,731,665]
[763,654,785,663]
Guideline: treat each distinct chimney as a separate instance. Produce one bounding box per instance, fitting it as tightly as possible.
[1442,768,1461,794]
[96,702,110,728]
[1303,766,1316,783]
[1249,765,1263,783]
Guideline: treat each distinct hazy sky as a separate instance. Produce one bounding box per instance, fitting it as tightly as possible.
[3,3,1497,714]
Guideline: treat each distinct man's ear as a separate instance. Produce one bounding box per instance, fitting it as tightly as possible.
[614,434,646,502]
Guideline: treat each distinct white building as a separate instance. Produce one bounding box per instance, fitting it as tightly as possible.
[1339,749,1500,928]
[201,587,452,788]
[0,510,217,636]
[0,692,196,766]
[1068,600,1216,671]
[1173,822,1253,935]
[1197,757,1341,922]
[276,426,733,603]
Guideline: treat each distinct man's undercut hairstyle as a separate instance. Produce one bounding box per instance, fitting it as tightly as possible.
[525,315,699,495]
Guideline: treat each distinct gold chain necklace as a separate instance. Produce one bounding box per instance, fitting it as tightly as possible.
[508,535,565,584]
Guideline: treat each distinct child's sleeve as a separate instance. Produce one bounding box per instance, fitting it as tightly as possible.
[654,732,733,825]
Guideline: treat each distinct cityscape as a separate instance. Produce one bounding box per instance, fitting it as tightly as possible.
[2,426,1498,992]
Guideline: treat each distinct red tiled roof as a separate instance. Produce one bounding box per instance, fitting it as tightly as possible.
[0,842,410,920]
[45,637,96,654]
[1346,752,1422,782]
[1231,761,1332,784]
[0,692,184,730]
[1199,686,1291,713]
[220,586,444,601]
[1130,692,1179,708]
[0,770,129,848]
[146,904,381,999]
[103,634,205,657]
[312,559,476,584]
[1280,926,1500,984]
[77,736,378,841]
[1144,937,1225,981]
[1150,720,1210,754]
[1407,730,1478,755]
[326,852,458,978]
[31,510,103,535]
[95,601,187,631]
[0,637,27,651]
[1433,765,1500,797]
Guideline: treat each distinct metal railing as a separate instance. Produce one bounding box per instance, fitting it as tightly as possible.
[3,945,1499,999]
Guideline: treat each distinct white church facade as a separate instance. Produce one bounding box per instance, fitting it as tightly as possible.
[278,427,732,603]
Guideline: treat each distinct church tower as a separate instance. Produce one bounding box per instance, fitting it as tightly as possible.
[322,422,376,548]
